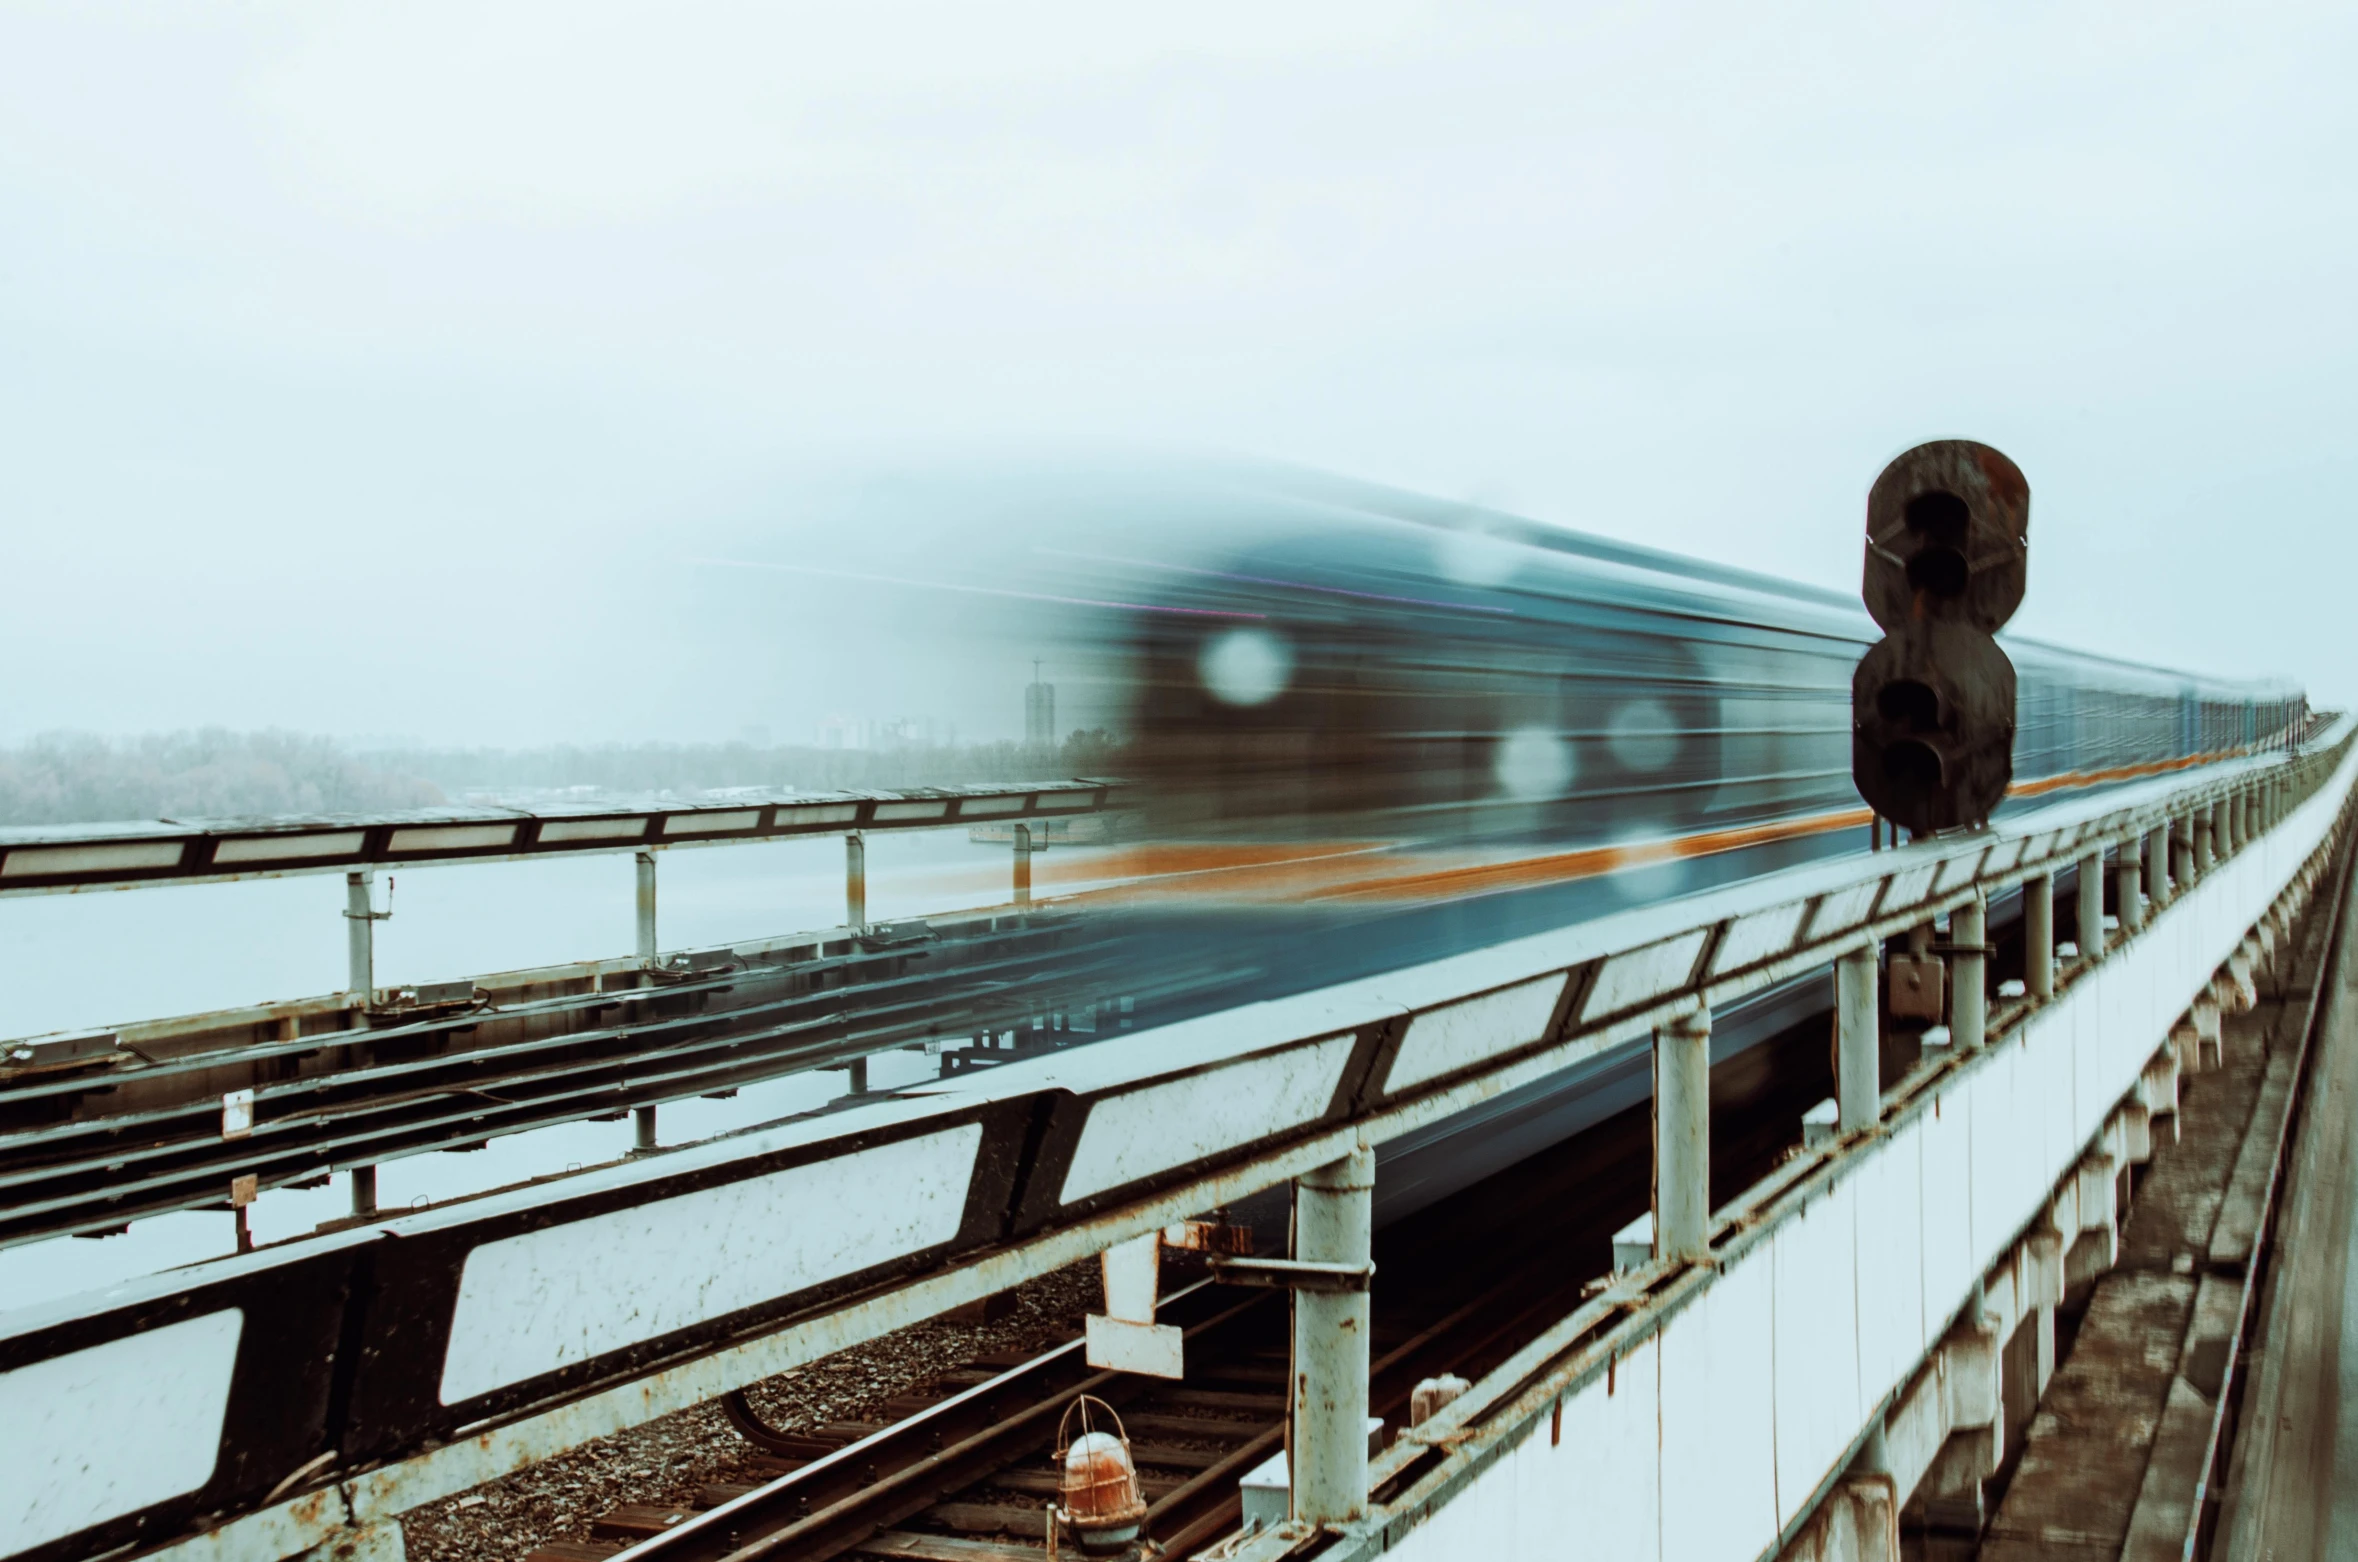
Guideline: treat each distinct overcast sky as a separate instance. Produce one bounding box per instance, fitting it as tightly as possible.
[2,2,2351,743]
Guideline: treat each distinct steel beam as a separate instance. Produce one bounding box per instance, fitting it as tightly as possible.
[2077,850,2105,960]
[845,832,867,929]
[1837,945,1880,1131]
[1292,1144,1375,1526]
[635,850,658,965]
[2024,872,2055,998]
[1654,1008,1712,1259]
[1954,893,1988,1050]
[344,871,375,999]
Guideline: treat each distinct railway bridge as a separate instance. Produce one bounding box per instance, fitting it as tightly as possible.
[2,726,2351,1562]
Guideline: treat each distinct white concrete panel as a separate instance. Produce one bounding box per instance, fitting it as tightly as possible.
[1809,878,1886,941]
[1772,1178,1863,1528]
[660,810,760,837]
[1583,930,1710,1018]
[870,800,949,821]
[1851,1132,1927,1403]
[1384,975,1568,1094]
[2066,978,2111,1150]
[1883,862,1941,913]
[440,1124,981,1402]
[2030,1018,2077,1206]
[781,803,861,826]
[1917,1083,1975,1325]
[1933,849,1989,894]
[1660,1250,1777,1562]
[535,817,649,843]
[1,839,185,876]
[388,824,520,851]
[0,1308,243,1555]
[1564,1338,1662,1561]
[1058,1033,1358,1203]
[1966,1042,2022,1258]
[214,830,369,862]
[1709,899,1811,977]
[1382,1339,1663,1562]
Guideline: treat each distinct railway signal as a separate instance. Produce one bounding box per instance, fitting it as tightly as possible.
[1852,440,2031,835]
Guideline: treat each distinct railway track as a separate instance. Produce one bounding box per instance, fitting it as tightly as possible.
[490,993,1844,1562]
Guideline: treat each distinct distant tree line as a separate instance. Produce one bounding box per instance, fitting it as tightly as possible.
[0,730,448,825]
[0,728,1128,825]
[362,728,1125,801]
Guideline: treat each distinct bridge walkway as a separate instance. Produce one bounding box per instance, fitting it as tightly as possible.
[2217,844,2358,1559]
[1975,891,2319,1560]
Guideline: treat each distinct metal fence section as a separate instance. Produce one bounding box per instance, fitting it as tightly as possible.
[0,781,1117,896]
[1,730,2345,1562]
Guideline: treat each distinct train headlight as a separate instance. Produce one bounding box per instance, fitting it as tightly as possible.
[1496,726,1575,799]
[1606,698,1680,773]
[1199,628,1292,707]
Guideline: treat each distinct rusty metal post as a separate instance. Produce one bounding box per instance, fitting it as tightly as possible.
[2076,850,2104,959]
[1292,1144,1374,1526]
[1954,893,1988,1050]
[1837,945,1879,1133]
[349,1164,377,1218]
[344,870,375,1000]
[2117,839,2144,935]
[635,850,658,966]
[634,1105,658,1154]
[1014,822,1033,908]
[2025,871,2055,999]
[1654,1008,1711,1260]
[845,832,866,929]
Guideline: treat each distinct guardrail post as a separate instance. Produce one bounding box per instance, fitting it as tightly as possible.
[2147,823,2170,910]
[2076,849,2105,959]
[345,870,375,999]
[2194,810,2215,876]
[1954,893,1988,1050]
[1837,944,1880,1130]
[1293,1143,1375,1526]
[2174,815,2196,889]
[2024,872,2055,998]
[2214,797,2233,858]
[635,850,658,965]
[846,832,867,929]
[2117,838,2144,934]
[1014,822,1033,908]
[1654,1008,1712,1259]
[634,1105,658,1154]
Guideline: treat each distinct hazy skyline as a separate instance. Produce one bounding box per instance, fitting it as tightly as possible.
[3,3,2351,743]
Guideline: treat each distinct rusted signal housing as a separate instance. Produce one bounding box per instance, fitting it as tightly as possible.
[1852,441,2030,835]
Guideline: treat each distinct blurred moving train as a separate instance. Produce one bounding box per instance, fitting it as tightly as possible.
[691,460,2307,1221]
[977,467,2308,1221]
[1103,498,2304,849]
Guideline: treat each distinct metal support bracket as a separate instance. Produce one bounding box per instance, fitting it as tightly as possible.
[1209,1256,1376,1293]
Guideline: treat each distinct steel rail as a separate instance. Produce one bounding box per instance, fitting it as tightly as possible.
[0,928,1144,1245]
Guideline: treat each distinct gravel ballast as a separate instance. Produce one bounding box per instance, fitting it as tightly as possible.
[402,1262,1102,1562]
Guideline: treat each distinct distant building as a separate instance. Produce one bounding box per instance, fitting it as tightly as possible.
[1025,663,1056,749]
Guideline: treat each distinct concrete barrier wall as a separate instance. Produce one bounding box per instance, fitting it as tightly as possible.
[1373,748,2355,1562]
